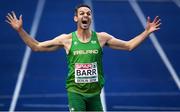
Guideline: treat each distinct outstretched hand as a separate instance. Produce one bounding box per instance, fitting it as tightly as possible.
[6,11,23,32]
[146,16,161,34]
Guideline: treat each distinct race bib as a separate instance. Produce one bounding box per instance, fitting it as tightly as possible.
[75,62,98,83]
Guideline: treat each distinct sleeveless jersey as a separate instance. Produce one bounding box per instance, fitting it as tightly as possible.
[66,31,104,96]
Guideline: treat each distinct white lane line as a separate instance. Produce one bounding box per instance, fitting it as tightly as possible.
[18,93,67,98]
[129,0,180,90]
[0,92,180,99]
[83,0,107,111]
[1,93,67,99]
[106,92,180,96]
[173,0,180,8]
[23,104,68,108]
[113,105,180,110]
[9,0,46,112]
[106,92,180,97]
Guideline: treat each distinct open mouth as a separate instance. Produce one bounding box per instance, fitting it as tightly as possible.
[81,17,89,24]
[81,18,90,29]
[82,20,88,24]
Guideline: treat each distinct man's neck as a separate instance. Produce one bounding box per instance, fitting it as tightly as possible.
[76,28,91,42]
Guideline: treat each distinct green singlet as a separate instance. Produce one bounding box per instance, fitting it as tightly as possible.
[66,31,104,111]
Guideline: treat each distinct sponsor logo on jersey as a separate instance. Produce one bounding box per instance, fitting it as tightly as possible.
[70,108,75,112]
[74,41,78,45]
[91,40,97,44]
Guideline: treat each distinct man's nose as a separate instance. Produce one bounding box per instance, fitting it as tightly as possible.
[84,13,88,17]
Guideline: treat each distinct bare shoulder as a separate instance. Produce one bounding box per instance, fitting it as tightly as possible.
[96,32,113,47]
[96,32,112,41]
[55,33,72,40]
[54,33,72,43]
[96,32,107,37]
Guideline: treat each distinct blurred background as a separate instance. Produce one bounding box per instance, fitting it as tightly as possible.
[0,0,180,111]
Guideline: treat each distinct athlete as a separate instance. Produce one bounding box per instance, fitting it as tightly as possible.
[6,4,161,111]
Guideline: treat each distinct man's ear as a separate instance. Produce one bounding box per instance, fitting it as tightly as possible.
[74,16,78,22]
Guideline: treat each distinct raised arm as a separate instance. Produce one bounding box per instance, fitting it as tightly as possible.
[99,16,161,51]
[6,11,65,52]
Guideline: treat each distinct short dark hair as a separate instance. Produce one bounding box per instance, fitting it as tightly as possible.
[74,4,92,16]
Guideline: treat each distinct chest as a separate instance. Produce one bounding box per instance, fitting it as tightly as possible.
[70,40,101,54]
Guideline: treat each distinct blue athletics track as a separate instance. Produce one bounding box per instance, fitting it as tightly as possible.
[0,0,180,111]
